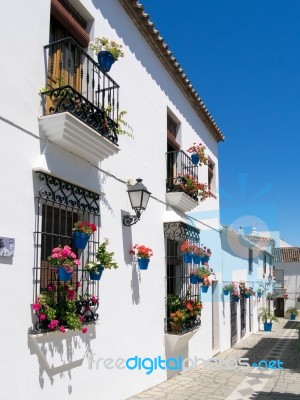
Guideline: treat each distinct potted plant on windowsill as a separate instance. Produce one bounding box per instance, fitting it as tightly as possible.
[32,282,98,333]
[286,307,298,320]
[47,245,81,281]
[186,142,208,166]
[89,37,124,73]
[85,239,118,280]
[72,221,97,250]
[130,244,153,270]
[258,307,278,331]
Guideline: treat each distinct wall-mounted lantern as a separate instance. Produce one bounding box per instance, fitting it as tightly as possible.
[123,179,151,226]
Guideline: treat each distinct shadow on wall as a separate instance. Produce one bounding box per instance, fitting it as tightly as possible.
[28,324,96,384]
[121,210,141,305]
[95,0,219,156]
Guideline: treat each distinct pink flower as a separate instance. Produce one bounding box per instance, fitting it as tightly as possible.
[50,253,59,259]
[67,290,76,300]
[48,319,59,330]
[90,295,98,304]
[74,259,81,266]
[70,252,77,259]
[47,283,56,291]
[52,247,61,253]
[82,326,87,334]
[59,326,66,333]
[76,281,81,288]
[32,303,41,311]
[39,314,46,320]
[80,316,85,323]
[60,249,71,258]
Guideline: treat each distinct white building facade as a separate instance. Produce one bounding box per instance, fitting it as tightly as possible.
[0,1,270,399]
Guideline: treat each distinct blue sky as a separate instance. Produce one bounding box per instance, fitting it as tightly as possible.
[141,0,300,246]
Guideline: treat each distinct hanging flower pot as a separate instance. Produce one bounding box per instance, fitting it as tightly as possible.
[190,274,198,284]
[223,289,229,296]
[57,266,73,281]
[138,258,150,270]
[72,231,90,249]
[202,256,210,264]
[244,293,250,299]
[198,276,204,283]
[89,265,104,281]
[257,292,262,298]
[193,254,202,265]
[97,51,116,72]
[234,296,240,302]
[191,153,200,165]
[201,285,209,293]
[183,252,192,263]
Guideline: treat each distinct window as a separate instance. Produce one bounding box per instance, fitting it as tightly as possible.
[249,248,253,273]
[164,222,202,335]
[32,171,100,333]
[208,158,216,193]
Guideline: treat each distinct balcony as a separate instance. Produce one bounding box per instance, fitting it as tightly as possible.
[166,150,199,212]
[39,37,120,162]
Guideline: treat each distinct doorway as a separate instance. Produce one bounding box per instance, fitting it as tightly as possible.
[274,298,284,317]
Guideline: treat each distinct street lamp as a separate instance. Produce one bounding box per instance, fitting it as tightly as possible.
[123,179,151,226]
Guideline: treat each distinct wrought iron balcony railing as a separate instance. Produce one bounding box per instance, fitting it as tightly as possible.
[166,150,199,200]
[41,37,120,145]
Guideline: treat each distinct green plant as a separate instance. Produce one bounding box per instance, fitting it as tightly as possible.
[89,37,124,60]
[95,239,118,269]
[196,266,211,278]
[102,106,134,138]
[286,307,298,316]
[258,307,278,323]
[32,282,96,333]
[177,173,211,202]
[223,283,234,291]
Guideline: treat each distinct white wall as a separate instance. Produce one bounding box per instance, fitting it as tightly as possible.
[0,0,224,399]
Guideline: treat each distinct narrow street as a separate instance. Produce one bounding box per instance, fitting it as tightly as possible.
[128,320,300,400]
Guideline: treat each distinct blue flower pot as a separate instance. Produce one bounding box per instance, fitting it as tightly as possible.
[72,231,90,250]
[190,274,198,284]
[257,293,262,298]
[198,277,204,283]
[193,254,202,265]
[264,322,272,331]
[202,256,210,264]
[244,293,250,298]
[58,266,73,281]
[201,285,209,293]
[291,314,296,320]
[89,265,104,281]
[234,296,240,302]
[138,258,150,270]
[191,153,200,165]
[98,51,115,72]
[223,289,229,295]
[183,252,192,263]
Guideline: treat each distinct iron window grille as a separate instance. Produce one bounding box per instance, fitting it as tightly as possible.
[31,171,101,333]
[164,222,202,335]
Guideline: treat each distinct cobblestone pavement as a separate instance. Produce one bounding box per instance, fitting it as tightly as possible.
[128,319,300,400]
